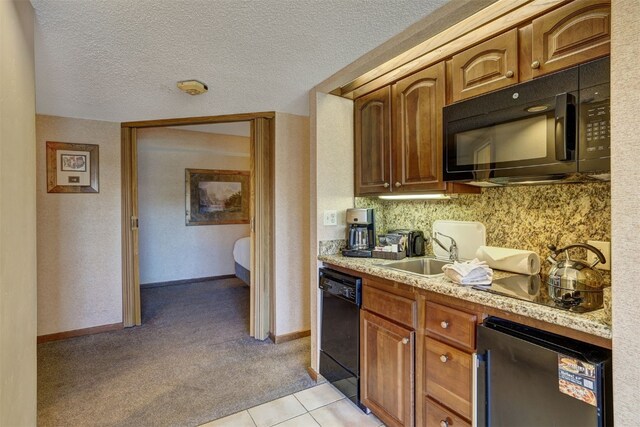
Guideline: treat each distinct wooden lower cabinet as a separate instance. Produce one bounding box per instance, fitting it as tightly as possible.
[361,309,415,427]
[424,398,471,427]
[417,297,479,427]
[424,337,473,419]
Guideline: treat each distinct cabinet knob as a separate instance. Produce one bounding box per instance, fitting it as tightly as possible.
[440,420,450,427]
[440,354,449,363]
[440,321,449,329]
[505,70,514,78]
[395,182,402,187]
[401,337,409,345]
[383,182,390,188]
[531,60,540,69]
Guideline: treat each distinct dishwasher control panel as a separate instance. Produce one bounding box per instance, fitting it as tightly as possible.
[319,268,362,306]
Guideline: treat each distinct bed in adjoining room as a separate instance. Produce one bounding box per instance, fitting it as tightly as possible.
[233,236,250,285]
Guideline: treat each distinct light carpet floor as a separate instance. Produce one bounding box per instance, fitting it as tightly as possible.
[37,278,314,427]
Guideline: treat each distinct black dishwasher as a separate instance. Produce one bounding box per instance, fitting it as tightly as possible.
[318,267,367,412]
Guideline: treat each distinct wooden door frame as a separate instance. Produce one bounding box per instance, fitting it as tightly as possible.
[120,112,275,340]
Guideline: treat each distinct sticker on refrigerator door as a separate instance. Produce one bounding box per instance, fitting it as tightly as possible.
[558,355,597,406]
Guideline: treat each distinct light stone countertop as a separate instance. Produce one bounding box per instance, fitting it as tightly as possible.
[318,254,612,340]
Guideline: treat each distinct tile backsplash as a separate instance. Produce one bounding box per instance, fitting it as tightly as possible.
[356,182,611,273]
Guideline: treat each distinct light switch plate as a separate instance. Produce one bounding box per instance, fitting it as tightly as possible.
[323,210,337,226]
[587,240,611,270]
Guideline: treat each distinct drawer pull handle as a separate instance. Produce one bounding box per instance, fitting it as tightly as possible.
[440,419,450,427]
[401,338,409,345]
[440,354,449,363]
[531,60,541,69]
[505,70,514,78]
[383,182,390,188]
[440,321,449,329]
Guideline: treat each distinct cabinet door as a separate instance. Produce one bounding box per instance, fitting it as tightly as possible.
[392,62,446,192]
[355,86,392,195]
[361,310,415,427]
[531,0,610,77]
[451,29,518,102]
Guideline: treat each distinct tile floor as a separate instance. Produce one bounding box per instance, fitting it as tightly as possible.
[201,382,384,427]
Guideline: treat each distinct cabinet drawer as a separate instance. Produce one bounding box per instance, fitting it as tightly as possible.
[425,301,476,350]
[363,285,417,329]
[425,398,470,427]
[425,337,472,419]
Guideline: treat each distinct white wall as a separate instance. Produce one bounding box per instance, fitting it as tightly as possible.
[36,115,122,336]
[137,127,250,284]
[274,113,311,335]
[0,0,37,424]
[315,93,355,242]
[611,1,640,423]
[309,93,354,370]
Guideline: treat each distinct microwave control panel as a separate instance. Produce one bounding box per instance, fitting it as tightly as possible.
[584,102,610,153]
[580,83,610,162]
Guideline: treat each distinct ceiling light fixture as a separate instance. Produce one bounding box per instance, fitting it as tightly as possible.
[378,194,455,201]
[177,80,208,95]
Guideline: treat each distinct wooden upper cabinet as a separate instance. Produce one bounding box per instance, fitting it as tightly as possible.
[451,29,518,102]
[531,0,611,77]
[355,86,392,196]
[392,62,446,192]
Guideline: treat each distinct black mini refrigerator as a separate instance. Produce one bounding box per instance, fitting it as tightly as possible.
[477,317,612,427]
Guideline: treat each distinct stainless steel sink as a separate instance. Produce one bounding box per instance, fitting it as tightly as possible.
[379,257,452,276]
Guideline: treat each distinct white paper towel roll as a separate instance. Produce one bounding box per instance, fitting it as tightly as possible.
[475,246,541,275]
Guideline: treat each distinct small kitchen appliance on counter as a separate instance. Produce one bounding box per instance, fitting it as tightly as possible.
[387,229,426,257]
[342,208,376,258]
[546,243,607,312]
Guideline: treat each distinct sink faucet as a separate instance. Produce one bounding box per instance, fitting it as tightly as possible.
[433,232,459,261]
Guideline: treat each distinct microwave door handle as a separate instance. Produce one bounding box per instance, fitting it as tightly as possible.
[554,93,576,161]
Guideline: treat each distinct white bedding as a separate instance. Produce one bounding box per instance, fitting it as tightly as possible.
[233,237,251,271]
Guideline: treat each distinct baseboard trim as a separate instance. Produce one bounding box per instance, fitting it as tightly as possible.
[141,274,236,289]
[268,329,311,344]
[307,366,320,382]
[37,322,124,343]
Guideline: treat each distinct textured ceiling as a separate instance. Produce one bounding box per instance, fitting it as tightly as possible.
[31,0,449,123]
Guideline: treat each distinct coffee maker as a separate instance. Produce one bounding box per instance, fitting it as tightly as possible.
[342,208,376,258]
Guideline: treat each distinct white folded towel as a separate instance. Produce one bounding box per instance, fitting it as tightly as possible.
[442,258,493,286]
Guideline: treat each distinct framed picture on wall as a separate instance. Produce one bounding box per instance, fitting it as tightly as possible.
[46,141,99,193]
[185,168,250,226]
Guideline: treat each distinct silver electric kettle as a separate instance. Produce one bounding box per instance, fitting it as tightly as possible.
[546,243,607,312]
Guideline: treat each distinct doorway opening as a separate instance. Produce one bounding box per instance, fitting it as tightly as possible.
[121,112,275,339]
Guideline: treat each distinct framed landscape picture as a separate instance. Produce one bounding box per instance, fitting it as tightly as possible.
[46,141,99,193]
[185,168,250,226]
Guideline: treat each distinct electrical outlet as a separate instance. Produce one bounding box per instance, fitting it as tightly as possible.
[587,240,611,270]
[323,210,337,226]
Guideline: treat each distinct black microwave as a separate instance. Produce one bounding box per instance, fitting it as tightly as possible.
[443,57,610,185]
